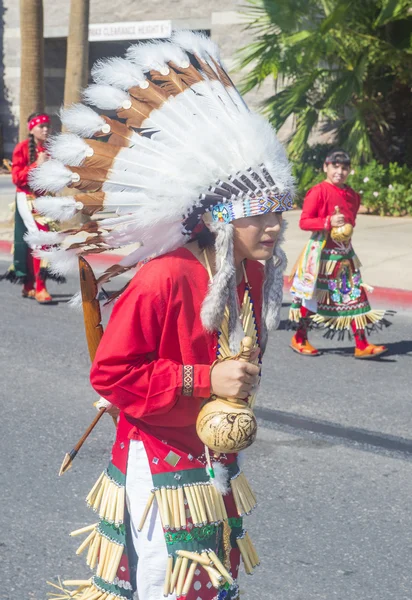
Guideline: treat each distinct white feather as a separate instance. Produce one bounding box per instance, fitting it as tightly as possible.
[127,40,190,71]
[91,57,146,90]
[68,291,83,310]
[172,30,221,63]
[60,104,106,137]
[209,462,230,495]
[48,133,89,166]
[34,196,80,221]
[29,160,73,193]
[24,229,63,248]
[82,84,130,110]
[94,221,184,267]
[33,247,79,275]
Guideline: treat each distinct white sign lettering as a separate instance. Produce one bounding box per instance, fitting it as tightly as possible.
[89,20,172,42]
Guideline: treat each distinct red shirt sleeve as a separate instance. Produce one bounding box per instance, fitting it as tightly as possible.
[90,265,211,421]
[299,185,331,232]
[11,141,37,189]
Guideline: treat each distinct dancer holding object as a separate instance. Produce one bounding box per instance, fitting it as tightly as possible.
[289,149,391,358]
[32,32,294,600]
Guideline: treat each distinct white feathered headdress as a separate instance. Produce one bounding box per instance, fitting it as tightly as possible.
[29,32,294,349]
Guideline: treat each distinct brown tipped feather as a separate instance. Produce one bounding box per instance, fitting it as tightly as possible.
[100,117,135,147]
[97,264,132,286]
[211,58,235,89]
[108,133,131,147]
[169,62,205,86]
[74,192,106,216]
[117,97,152,126]
[150,66,189,96]
[195,58,219,81]
[129,80,169,108]
[68,166,109,192]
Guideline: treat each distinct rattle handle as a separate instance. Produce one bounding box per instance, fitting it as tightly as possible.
[238,336,253,362]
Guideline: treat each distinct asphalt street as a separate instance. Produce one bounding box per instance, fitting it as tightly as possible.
[1,265,412,600]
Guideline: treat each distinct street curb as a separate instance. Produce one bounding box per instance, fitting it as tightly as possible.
[1,239,411,308]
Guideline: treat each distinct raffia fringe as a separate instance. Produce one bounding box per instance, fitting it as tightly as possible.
[311,309,387,331]
[237,531,260,575]
[47,578,91,599]
[163,549,235,596]
[48,581,130,600]
[319,259,336,276]
[86,471,125,526]
[231,472,257,516]
[288,306,302,323]
[319,253,361,276]
[139,482,229,531]
[70,524,125,582]
[138,472,256,531]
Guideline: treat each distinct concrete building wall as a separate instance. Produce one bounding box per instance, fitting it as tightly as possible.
[0,0,275,156]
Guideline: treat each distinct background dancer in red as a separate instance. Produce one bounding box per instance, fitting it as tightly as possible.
[1,112,63,303]
[289,149,390,359]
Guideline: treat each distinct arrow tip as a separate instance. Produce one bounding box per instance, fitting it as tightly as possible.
[59,452,74,476]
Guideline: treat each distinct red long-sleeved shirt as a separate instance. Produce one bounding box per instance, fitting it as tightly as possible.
[300,180,361,232]
[90,247,263,451]
[11,139,45,194]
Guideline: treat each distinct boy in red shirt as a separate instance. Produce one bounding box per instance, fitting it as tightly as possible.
[31,33,294,600]
[289,149,389,358]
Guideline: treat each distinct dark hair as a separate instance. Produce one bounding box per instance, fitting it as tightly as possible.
[190,224,215,249]
[27,111,50,165]
[324,149,351,166]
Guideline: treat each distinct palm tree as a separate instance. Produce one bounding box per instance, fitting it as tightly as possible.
[64,0,90,106]
[240,0,412,165]
[19,0,45,141]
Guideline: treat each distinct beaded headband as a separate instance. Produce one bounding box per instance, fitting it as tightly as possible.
[28,114,50,131]
[210,190,293,223]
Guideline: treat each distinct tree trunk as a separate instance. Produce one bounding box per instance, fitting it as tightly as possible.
[19,0,45,141]
[64,0,90,107]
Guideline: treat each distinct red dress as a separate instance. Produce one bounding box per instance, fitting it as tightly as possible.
[8,139,50,292]
[290,180,388,335]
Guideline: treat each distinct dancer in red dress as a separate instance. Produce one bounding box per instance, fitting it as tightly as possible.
[1,112,64,303]
[289,149,390,358]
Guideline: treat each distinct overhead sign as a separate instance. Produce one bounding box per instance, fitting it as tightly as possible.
[89,20,172,42]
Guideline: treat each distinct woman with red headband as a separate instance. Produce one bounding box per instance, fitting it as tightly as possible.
[1,112,64,303]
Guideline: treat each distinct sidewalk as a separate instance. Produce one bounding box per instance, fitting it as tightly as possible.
[1,174,411,301]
